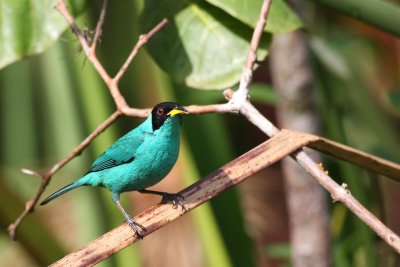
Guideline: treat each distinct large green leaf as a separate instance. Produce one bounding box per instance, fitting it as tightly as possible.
[140,0,270,89]
[0,0,86,70]
[206,0,303,33]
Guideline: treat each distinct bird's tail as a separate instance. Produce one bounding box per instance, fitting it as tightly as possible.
[40,180,84,205]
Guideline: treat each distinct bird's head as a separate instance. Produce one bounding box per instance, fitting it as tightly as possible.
[151,102,189,131]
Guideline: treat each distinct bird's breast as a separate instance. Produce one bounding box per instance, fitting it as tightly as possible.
[125,131,181,190]
[99,120,182,193]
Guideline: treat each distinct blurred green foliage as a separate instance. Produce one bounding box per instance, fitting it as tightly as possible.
[0,0,88,69]
[1,0,400,266]
[206,0,303,33]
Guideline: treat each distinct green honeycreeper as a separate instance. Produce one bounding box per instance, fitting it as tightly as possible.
[40,102,189,238]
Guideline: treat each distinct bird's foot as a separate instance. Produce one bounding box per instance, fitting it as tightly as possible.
[160,193,186,211]
[126,217,146,239]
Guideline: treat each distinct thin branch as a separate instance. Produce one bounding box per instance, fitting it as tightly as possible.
[55,0,90,55]
[7,111,122,240]
[295,150,400,253]
[184,103,232,115]
[117,107,150,118]
[56,0,169,113]
[91,0,107,51]
[112,103,235,118]
[48,111,122,174]
[234,0,272,101]
[114,19,169,83]
[55,0,113,89]
[55,0,126,110]
[244,0,271,71]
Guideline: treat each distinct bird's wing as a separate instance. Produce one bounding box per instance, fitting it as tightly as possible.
[86,128,148,174]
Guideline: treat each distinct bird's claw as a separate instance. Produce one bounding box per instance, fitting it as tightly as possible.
[126,217,146,239]
[160,193,186,211]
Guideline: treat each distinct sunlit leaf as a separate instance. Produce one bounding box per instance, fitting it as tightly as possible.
[140,0,270,89]
[0,0,87,69]
[205,0,303,33]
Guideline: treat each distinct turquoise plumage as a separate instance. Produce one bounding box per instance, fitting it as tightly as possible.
[41,102,189,238]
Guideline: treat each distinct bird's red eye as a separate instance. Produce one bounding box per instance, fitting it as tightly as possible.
[157,107,164,115]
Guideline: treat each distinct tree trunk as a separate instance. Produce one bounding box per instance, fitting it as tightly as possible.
[270,30,330,267]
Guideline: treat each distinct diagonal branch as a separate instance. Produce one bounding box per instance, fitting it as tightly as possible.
[91,0,107,51]
[234,0,272,101]
[50,130,400,266]
[55,0,169,112]
[245,0,271,70]
[55,0,118,105]
[114,19,169,83]
[7,111,122,240]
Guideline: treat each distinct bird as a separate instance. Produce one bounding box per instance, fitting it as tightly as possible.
[40,102,189,238]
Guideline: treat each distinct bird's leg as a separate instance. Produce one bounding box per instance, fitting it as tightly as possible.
[112,192,146,239]
[138,189,186,211]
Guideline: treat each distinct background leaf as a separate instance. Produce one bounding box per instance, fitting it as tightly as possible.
[140,0,270,89]
[0,0,86,70]
[205,0,303,33]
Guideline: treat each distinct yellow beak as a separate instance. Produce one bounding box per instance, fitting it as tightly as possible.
[168,108,189,117]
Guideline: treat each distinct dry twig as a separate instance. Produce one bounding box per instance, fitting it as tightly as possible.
[91,0,107,51]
